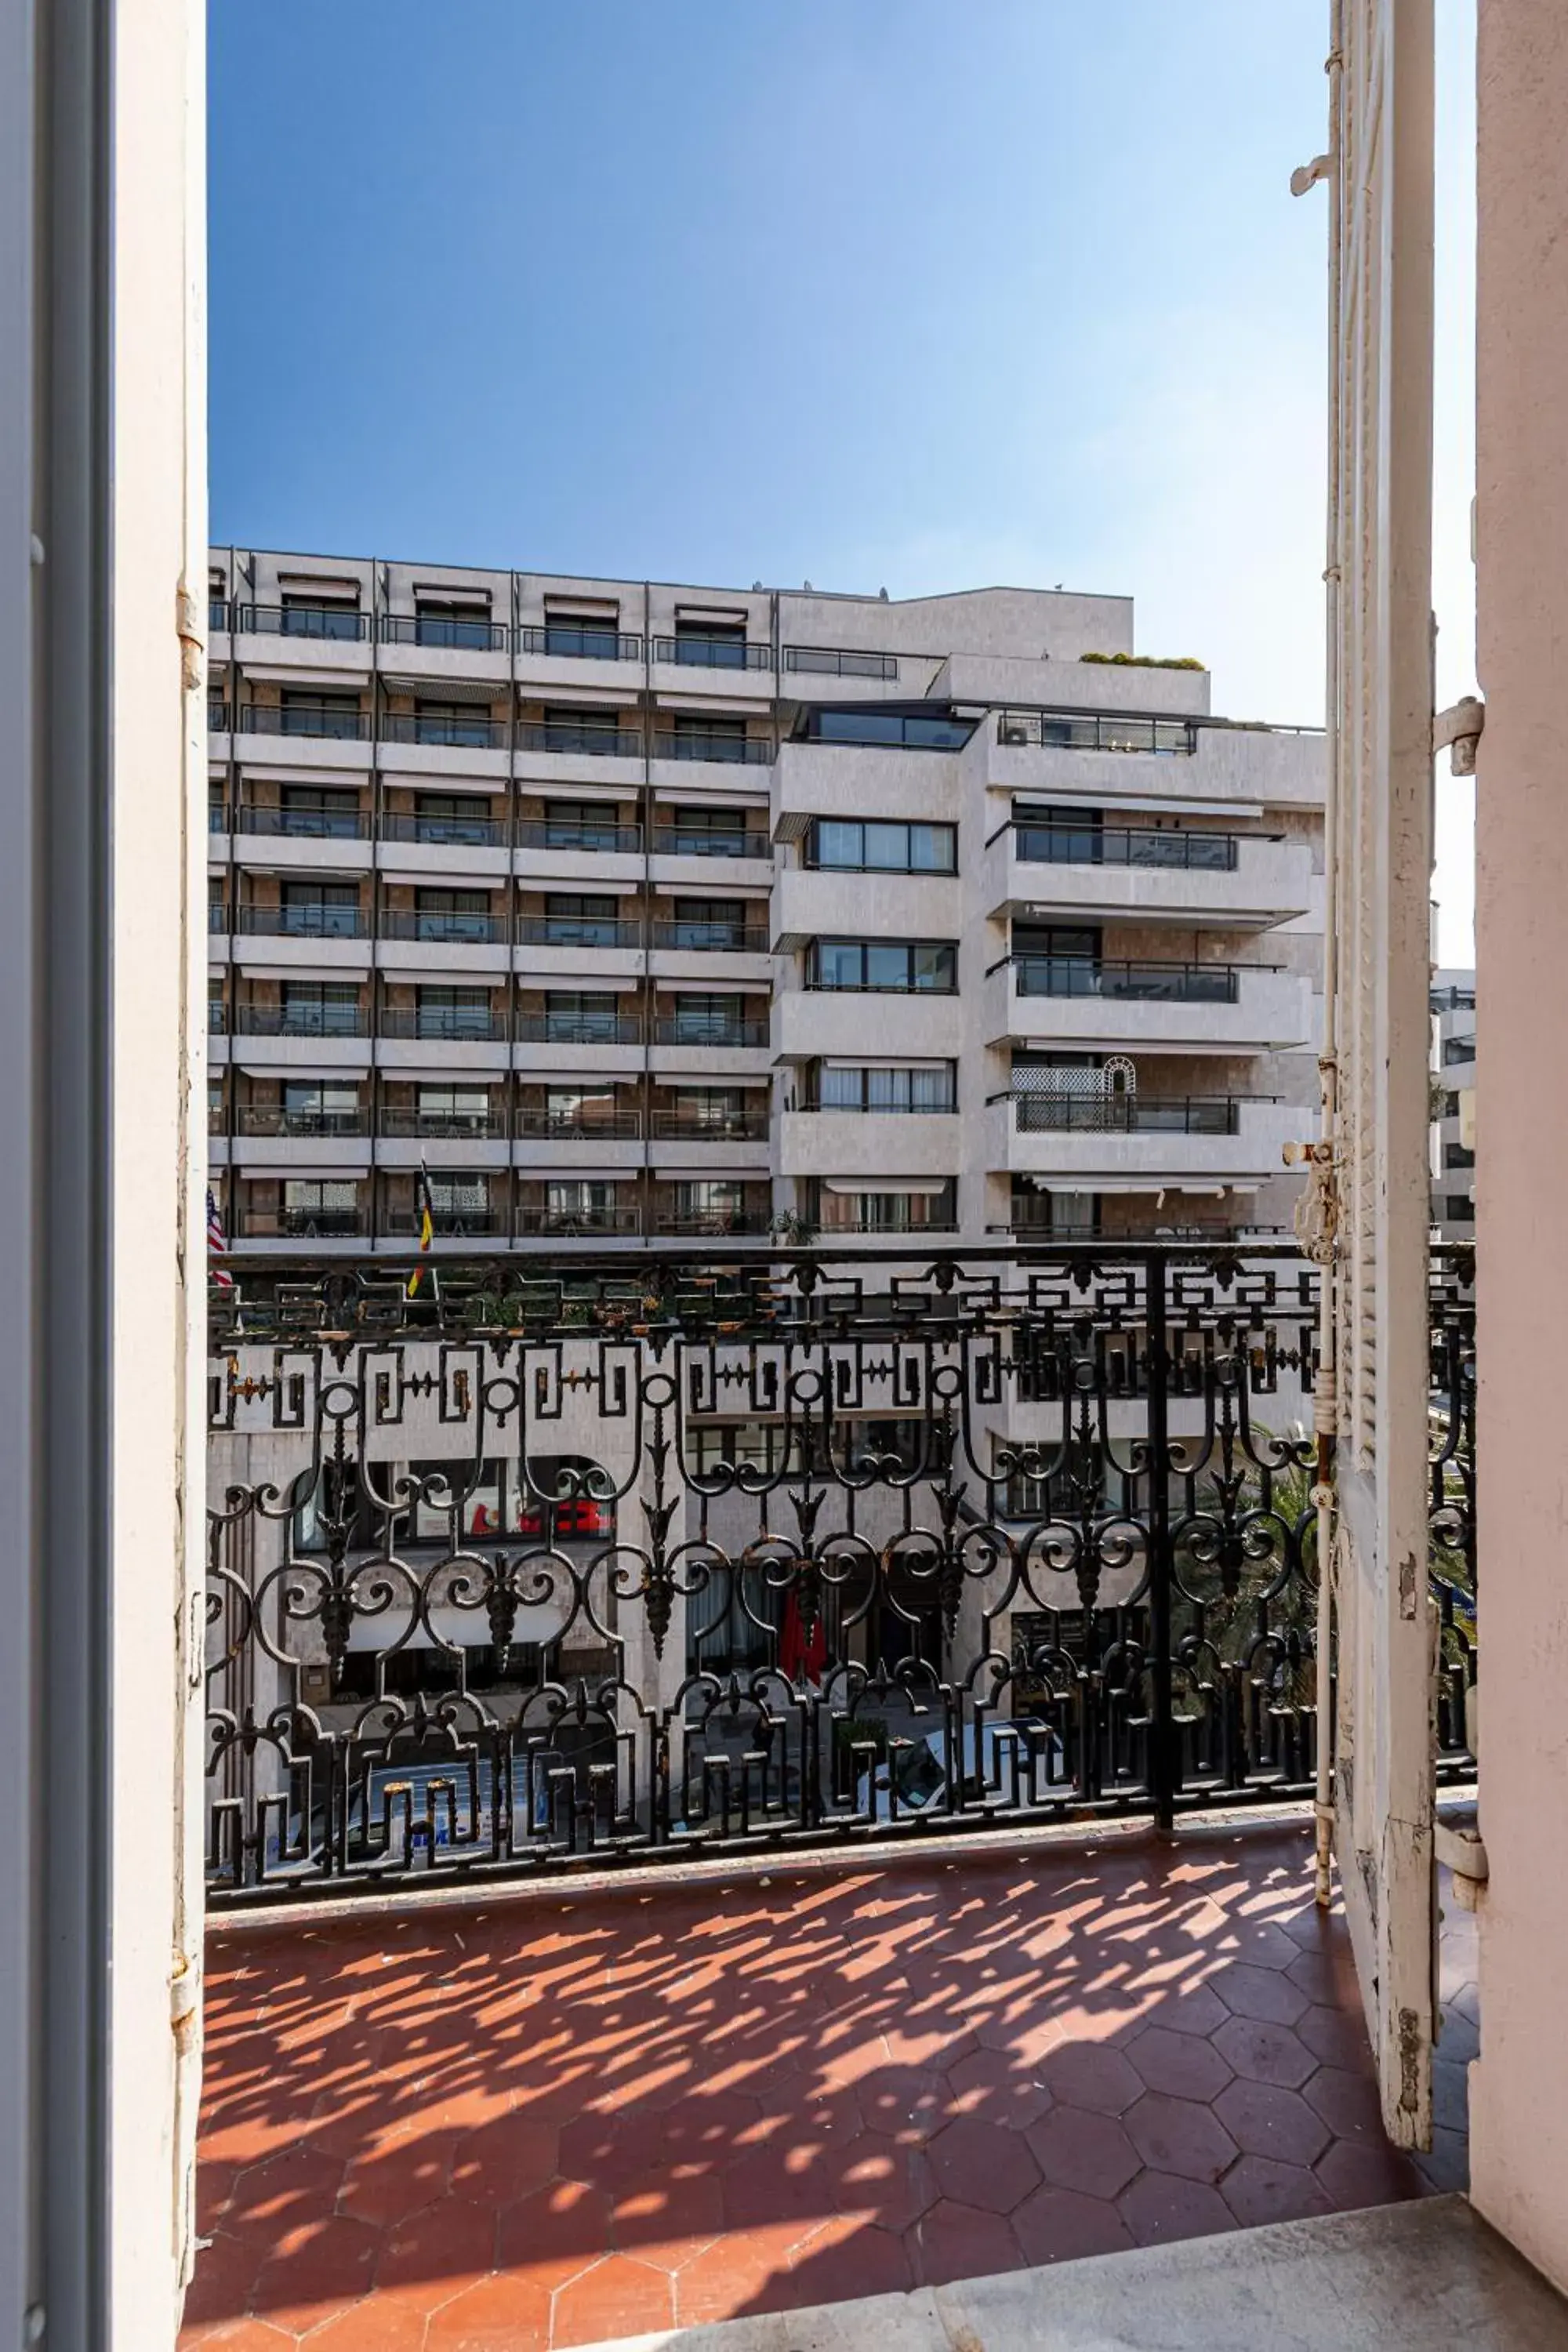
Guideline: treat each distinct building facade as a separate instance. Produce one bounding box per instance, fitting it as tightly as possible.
[206,552,1325,1253]
[1431,967,1476,1241]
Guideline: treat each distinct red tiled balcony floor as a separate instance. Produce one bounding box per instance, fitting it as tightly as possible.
[180,1821,1459,2351]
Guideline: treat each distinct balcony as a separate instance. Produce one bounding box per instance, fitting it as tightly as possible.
[649,918,770,954]
[379,1008,510,1044]
[380,1108,508,1140]
[384,1208,508,1241]
[232,1207,369,1239]
[518,624,643,663]
[232,905,372,940]
[989,1094,1303,1187]
[778,1107,961,1181]
[652,1017,769,1049]
[238,704,372,743]
[988,821,1316,931]
[234,1106,368,1138]
[235,601,369,643]
[996,708,1196,755]
[230,1004,371,1039]
[514,1206,642,1236]
[383,711,507,751]
[381,909,508,946]
[989,956,1314,1054]
[187,1247,1477,2343]
[381,811,508,850]
[515,819,643,855]
[516,1012,643,1046]
[236,804,372,840]
[649,1110,769,1142]
[784,642,899,680]
[652,730,774,766]
[652,633,771,670]
[650,826,771,859]
[381,612,507,653]
[516,1109,643,1140]
[517,915,644,950]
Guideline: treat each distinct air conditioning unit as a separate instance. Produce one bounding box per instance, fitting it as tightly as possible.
[1002,725,1029,746]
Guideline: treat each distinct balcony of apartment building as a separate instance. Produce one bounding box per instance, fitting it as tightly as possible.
[770,717,969,850]
[230,583,376,683]
[983,703,1324,814]
[380,1166,511,1248]
[983,807,1316,931]
[986,1064,1302,1191]
[514,1082,647,1171]
[219,1076,373,1180]
[227,877,376,996]
[777,1061,962,1185]
[514,985,647,1078]
[985,926,1314,1055]
[226,779,375,876]
[218,977,374,1073]
[998,1176,1282,1245]
[779,634,938,698]
[648,612,776,700]
[514,791,645,887]
[377,1079,512,1169]
[650,1175,773,1236]
[516,887,648,982]
[772,937,964,1062]
[379,682,512,782]
[514,604,646,699]
[379,879,512,978]
[226,1171,372,1247]
[231,679,374,770]
[516,700,645,790]
[187,1247,1477,2346]
[771,814,963,956]
[378,781,510,882]
[648,711,777,796]
[648,889,772,985]
[648,799,775,887]
[378,981,514,1073]
[378,579,513,693]
[647,1083,772,1181]
[648,985,774,1080]
[514,1174,644,1239]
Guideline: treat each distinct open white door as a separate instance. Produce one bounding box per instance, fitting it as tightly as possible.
[1323,0,1436,2147]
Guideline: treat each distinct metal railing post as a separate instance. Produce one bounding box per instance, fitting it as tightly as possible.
[1146,1247,1177,1830]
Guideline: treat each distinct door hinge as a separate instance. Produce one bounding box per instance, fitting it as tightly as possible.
[1433,695,1486,776]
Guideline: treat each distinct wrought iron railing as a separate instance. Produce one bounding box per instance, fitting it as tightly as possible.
[202,1241,1475,1905]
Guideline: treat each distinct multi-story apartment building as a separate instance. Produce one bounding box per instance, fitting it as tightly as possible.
[1432,967,1477,1241]
[205,550,1325,1252]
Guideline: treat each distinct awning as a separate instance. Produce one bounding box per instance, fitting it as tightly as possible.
[821,1178,948,1196]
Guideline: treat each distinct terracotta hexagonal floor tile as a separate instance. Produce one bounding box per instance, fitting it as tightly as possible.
[1296,2002,1375,2071]
[720,2140,834,2234]
[674,2219,817,2325]
[298,2294,430,2350]
[1123,2093,1239,2186]
[372,2194,498,2302]
[912,2198,1022,2288]
[941,2047,1052,2128]
[1210,2016,1316,2090]
[1301,2065,1388,2144]
[553,2253,674,2347]
[251,2215,382,2335]
[1213,2078,1331,2168]
[1142,1983,1233,2040]
[926,2117,1040,2216]
[493,2180,614,2291]
[1314,2137,1424,2209]
[227,2144,348,2242]
[856,2065,950,2145]
[422,2270,553,2350]
[1212,1961,1311,2028]
[789,2216,915,2308]
[1025,2105,1141,2201]
[1125,2027,1233,2104]
[339,2129,461,2227]
[179,2228,268,2333]
[1219,2154,1334,2229]
[1012,2183,1134,2267]
[1117,2169,1235,2248]
[827,2132,935,2232]
[1036,2040,1143,2116]
[180,2321,297,2350]
[611,2165,726,2269]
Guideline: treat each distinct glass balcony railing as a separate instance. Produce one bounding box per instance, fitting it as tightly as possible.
[652,634,771,670]
[1009,823,1240,871]
[1011,956,1242,1004]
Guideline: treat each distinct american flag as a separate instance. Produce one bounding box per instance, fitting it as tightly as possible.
[207,1186,234,1288]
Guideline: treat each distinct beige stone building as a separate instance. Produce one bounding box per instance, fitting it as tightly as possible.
[205,555,1324,1252]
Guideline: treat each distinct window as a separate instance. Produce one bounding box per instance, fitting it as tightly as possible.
[543,892,620,946]
[814,1182,957,1233]
[1446,1195,1475,1221]
[405,1457,614,1545]
[545,1087,622,1131]
[414,793,493,844]
[282,1083,359,1131]
[673,618,748,668]
[804,707,975,751]
[809,818,956,873]
[279,591,362,641]
[281,1179,360,1232]
[415,887,492,942]
[1445,1142,1475,1171]
[426,1172,490,1220]
[543,706,622,750]
[543,799,622,851]
[281,982,361,1036]
[412,699,495,750]
[814,1065,956,1112]
[278,688,363,738]
[668,713,750,762]
[543,612,622,660]
[278,883,361,937]
[688,1423,804,1477]
[1442,1036,1475,1066]
[543,990,621,1041]
[546,1181,619,1220]
[660,1087,752,1135]
[417,1086,492,1131]
[413,599,495,652]
[666,805,751,855]
[667,897,750,948]
[277,786,362,837]
[416,985,493,1040]
[671,1179,751,1229]
[807,939,956,992]
[666,992,749,1043]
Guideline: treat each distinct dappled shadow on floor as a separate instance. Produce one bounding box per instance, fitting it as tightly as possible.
[180,1820,1445,2350]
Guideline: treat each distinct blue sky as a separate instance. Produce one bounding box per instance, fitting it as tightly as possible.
[209,0,1477,953]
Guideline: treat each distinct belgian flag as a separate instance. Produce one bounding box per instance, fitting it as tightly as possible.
[406,1160,436,1298]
